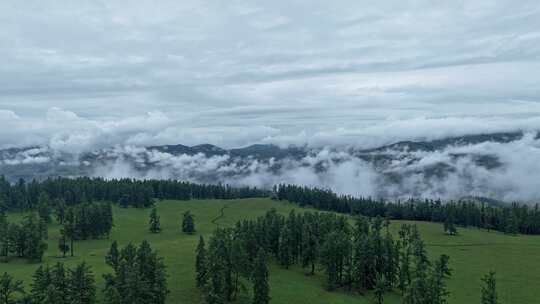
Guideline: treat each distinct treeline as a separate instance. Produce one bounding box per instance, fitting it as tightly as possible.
[275,184,540,235]
[0,240,168,304]
[196,209,453,304]
[0,176,269,211]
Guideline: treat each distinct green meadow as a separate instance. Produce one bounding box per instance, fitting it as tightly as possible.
[4,198,540,303]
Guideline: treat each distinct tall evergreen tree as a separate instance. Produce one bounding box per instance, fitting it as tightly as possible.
[195,236,208,288]
[444,213,458,236]
[37,193,51,224]
[481,271,498,304]
[49,263,69,304]
[30,265,51,303]
[149,208,161,233]
[428,255,452,304]
[58,228,70,258]
[0,213,8,263]
[105,241,120,271]
[301,222,318,275]
[64,208,76,257]
[68,262,96,304]
[252,249,270,304]
[182,211,196,234]
[21,214,47,262]
[278,225,293,269]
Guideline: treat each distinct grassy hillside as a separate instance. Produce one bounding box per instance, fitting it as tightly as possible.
[4,198,540,303]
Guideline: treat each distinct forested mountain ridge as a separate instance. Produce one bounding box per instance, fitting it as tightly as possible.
[0,131,538,201]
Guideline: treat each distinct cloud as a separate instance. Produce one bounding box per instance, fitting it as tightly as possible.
[76,134,540,202]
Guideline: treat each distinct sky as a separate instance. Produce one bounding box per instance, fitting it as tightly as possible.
[1,0,540,151]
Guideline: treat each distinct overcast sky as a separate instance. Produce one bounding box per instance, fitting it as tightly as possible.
[1,1,540,151]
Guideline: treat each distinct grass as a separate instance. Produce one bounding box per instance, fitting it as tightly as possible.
[4,198,540,303]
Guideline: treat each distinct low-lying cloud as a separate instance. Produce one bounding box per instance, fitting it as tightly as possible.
[83,134,540,203]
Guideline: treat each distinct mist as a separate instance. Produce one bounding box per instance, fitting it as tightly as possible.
[79,134,540,203]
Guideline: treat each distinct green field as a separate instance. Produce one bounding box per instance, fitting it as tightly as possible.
[4,198,540,303]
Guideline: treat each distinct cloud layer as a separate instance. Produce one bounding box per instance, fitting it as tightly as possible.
[84,134,540,202]
[1,1,540,150]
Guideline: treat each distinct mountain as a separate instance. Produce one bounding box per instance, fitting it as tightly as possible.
[0,131,537,201]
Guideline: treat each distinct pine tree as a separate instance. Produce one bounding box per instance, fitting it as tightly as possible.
[30,265,51,303]
[0,213,8,263]
[55,199,67,224]
[182,211,195,234]
[429,255,452,304]
[64,208,76,257]
[403,228,430,304]
[252,249,270,304]
[105,241,120,271]
[37,193,51,224]
[22,214,47,262]
[278,225,293,268]
[149,207,161,233]
[58,229,70,258]
[444,213,457,236]
[195,236,208,288]
[68,262,96,304]
[481,271,498,304]
[229,238,248,300]
[505,213,519,235]
[205,230,230,304]
[49,263,69,304]
[301,223,318,275]
[0,272,25,304]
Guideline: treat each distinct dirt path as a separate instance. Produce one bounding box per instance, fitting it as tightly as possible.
[211,203,229,227]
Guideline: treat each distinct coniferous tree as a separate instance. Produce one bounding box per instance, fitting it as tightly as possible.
[481,271,498,304]
[68,262,96,304]
[149,208,161,233]
[182,211,195,234]
[58,229,70,258]
[105,241,120,271]
[278,225,293,269]
[0,213,8,263]
[55,199,67,224]
[444,213,457,236]
[252,249,270,304]
[505,213,519,235]
[64,208,76,257]
[195,236,208,288]
[0,272,25,304]
[320,230,350,290]
[230,238,249,300]
[403,228,430,304]
[301,221,318,275]
[49,263,69,304]
[398,225,413,294]
[30,265,51,303]
[21,214,47,262]
[428,254,452,304]
[37,193,51,224]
